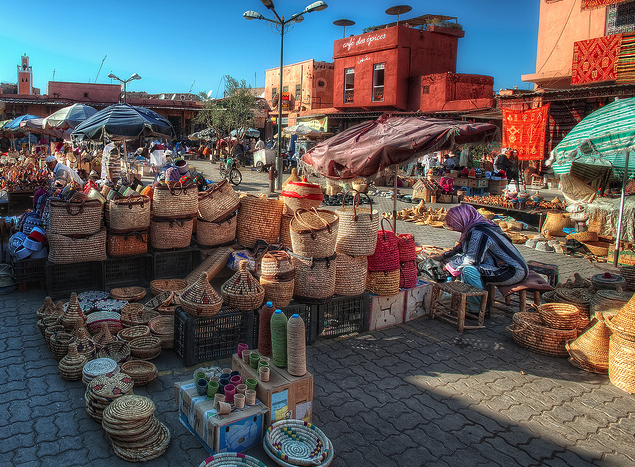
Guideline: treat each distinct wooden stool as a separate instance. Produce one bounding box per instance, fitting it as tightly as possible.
[526,260,559,287]
[429,281,488,332]
[487,270,554,314]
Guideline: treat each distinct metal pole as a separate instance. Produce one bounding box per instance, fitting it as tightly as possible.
[613,148,630,266]
[123,81,127,104]
[276,25,285,190]
[393,168,398,234]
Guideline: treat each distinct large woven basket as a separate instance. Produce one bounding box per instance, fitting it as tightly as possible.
[609,332,635,393]
[107,230,148,257]
[290,208,339,258]
[48,196,103,236]
[196,212,237,247]
[511,312,578,357]
[221,260,265,310]
[150,217,194,250]
[260,251,295,308]
[152,181,198,218]
[292,253,336,301]
[335,191,379,256]
[179,273,223,317]
[590,290,632,320]
[108,195,151,233]
[198,180,240,222]
[335,253,367,296]
[540,211,573,237]
[264,420,332,467]
[366,269,400,296]
[566,312,610,374]
[236,194,284,248]
[128,336,162,360]
[279,205,293,249]
[281,177,324,212]
[537,303,580,330]
[367,218,400,272]
[48,228,107,264]
[583,241,610,257]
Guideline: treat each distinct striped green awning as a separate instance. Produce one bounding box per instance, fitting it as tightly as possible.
[552,96,635,177]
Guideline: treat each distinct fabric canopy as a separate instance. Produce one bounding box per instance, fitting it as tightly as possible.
[20,117,71,140]
[302,114,498,180]
[282,124,326,138]
[71,104,175,142]
[44,104,97,130]
[3,114,39,131]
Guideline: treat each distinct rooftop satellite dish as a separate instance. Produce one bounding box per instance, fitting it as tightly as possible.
[207,90,214,98]
[385,4,412,26]
[160,94,165,99]
[333,19,355,39]
[171,94,177,100]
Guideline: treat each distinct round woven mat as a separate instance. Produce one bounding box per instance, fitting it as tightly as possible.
[88,372,134,399]
[104,395,156,422]
[83,358,118,378]
[111,422,170,462]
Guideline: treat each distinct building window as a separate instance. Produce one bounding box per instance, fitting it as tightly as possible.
[344,68,355,103]
[295,84,301,102]
[84,92,89,98]
[607,1,635,35]
[283,86,288,92]
[272,87,277,99]
[372,63,385,102]
[423,86,430,94]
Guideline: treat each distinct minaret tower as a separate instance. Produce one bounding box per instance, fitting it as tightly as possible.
[17,54,33,95]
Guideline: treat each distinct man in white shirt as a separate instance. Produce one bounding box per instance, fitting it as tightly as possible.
[46,155,83,187]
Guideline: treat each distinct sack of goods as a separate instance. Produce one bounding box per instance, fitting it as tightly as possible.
[47,193,106,264]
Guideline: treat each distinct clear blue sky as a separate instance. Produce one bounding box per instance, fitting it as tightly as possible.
[0,0,539,97]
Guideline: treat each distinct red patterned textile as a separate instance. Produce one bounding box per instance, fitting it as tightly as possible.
[571,34,622,85]
[502,104,550,161]
[582,0,628,10]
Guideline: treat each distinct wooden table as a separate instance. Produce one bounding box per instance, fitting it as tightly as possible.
[461,201,562,230]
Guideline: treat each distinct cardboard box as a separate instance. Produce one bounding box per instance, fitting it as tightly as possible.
[232,354,313,427]
[175,379,268,454]
[403,279,434,322]
[368,291,405,331]
[608,244,635,266]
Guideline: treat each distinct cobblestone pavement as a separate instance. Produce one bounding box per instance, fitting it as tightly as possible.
[1,162,632,466]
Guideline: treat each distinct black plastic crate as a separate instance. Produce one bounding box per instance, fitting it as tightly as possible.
[252,302,317,348]
[103,254,153,289]
[174,306,255,367]
[11,257,46,283]
[45,261,103,300]
[317,293,370,338]
[152,247,201,280]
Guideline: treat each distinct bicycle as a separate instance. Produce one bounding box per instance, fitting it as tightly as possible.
[218,158,242,186]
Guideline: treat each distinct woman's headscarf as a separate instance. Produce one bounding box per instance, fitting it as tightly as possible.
[444,204,499,243]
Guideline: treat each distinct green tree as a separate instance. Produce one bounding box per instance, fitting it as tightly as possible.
[194,76,261,155]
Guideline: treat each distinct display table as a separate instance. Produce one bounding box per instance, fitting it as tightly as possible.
[461,201,561,230]
[428,175,489,195]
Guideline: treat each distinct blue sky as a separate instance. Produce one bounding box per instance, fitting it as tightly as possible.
[0,1,539,97]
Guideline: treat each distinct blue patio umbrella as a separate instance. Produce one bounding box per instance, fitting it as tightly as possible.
[4,114,39,131]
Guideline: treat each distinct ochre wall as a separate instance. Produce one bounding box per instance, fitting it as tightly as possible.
[414,73,494,112]
[47,82,122,103]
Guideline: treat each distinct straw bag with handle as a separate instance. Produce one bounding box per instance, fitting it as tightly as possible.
[48,195,103,236]
[292,252,337,301]
[107,230,149,257]
[48,228,107,264]
[152,180,198,218]
[367,218,399,272]
[108,195,151,233]
[150,217,194,250]
[290,208,339,258]
[335,190,379,256]
[197,180,240,222]
[236,194,284,248]
[196,212,237,247]
[335,253,367,296]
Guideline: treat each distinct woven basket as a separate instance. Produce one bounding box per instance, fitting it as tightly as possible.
[335,253,367,296]
[150,279,188,296]
[221,260,265,310]
[366,269,400,296]
[590,290,632,320]
[279,205,293,249]
[109,195,151,233]
[120,304,159,327]
[152,181,198,218]
[583,241,610,257]
[236,194,284,248]
[128,336,162,360]
[179,273,223,317]
[335,191,379,256]
[619,266,635,292]
[591,272,626,291]
[537,303,580,330]
[48,196,103,235]
[609,332,635,393]
[511,312,578,357]
[198,180,240,222]
[199,452,267,467]
[292,253,336,301]
[281,177,324,212]
[196,212,237,247]
[148,315,174,349]
[118,325,151,342]
[110,287,146,302]
[264,420,331,467]
[367,218,400,272]
[400,262,418,289]
[150,217,194,250]
[566,312,610,374]
[107,230,149,257]
[540,212,573,237]
[92,322,117,349]
[605,293,635,340]
[48,228,107,264]
[120,360,158,386]
[98,341,131,364]
[290,208,339,258]
[566,231,598,243]
[260,251,295,308]
[352,181,368,193]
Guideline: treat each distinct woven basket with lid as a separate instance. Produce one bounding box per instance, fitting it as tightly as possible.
[260,251,295,308]
[281,176,324,212]
[566,312,610,374]
[60,292,86,331]
[179,273,223,317]
[605,292,635,341]
[221,260,265,310]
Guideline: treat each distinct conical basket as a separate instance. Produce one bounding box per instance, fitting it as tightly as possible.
[179,273,223,317]
[60,292,86,331]
[605,292,635,341]
[566,312,611,374]
[221,260,265,310]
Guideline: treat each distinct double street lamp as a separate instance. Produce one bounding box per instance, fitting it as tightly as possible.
[108,72,142,104]
[244,0,328,190]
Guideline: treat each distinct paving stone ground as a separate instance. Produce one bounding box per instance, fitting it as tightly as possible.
[1,162,632,466]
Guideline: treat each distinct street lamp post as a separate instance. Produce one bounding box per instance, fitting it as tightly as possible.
[107,72,142,104]
[244,0,327,190]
